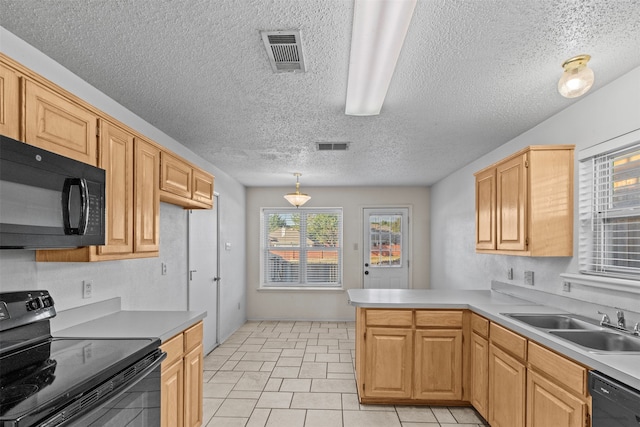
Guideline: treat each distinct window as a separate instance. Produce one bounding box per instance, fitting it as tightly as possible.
[580,140,640,279]
[261,208,342,287]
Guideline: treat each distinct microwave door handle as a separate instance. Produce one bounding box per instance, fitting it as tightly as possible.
[62,178,89,235]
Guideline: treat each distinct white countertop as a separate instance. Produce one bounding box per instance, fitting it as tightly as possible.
[54,310,206,343]
[347,288,640,391]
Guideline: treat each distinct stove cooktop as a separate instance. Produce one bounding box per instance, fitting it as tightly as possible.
[0,336,159,426]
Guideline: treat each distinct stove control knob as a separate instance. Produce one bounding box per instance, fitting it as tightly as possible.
[42,296,54,308]
[27,297,43,311]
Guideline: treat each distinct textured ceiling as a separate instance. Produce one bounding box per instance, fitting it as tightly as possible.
[1,0,639,187]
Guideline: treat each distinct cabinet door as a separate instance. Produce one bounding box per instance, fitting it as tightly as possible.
[135,138,160,253]
[161,358,185,427]
[192,168,214,207]
[364,327,413,399]
[489,344,526,427]
[413,329,462,400]
[98,121,134,255]
[24,80,97,165]
[161,152,192,198]
[527,370,587,427]
[0,62,20,139]
[470,332,489,419]
[475,168,496,250]
[184,343,203,427]
[496,154,527,251]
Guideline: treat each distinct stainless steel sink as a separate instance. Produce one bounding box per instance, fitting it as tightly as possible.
[502,313,600,330]
[549,330,640,353]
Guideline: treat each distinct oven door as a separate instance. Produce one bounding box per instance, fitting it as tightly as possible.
[36,350,165,427]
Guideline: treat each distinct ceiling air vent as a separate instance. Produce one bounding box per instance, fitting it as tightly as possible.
[316,142,350,151]
[260,30,306,73]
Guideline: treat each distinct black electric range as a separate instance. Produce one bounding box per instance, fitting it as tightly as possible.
[0,291,165,427]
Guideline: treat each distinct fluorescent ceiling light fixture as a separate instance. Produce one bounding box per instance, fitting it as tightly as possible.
[345,0,417,116]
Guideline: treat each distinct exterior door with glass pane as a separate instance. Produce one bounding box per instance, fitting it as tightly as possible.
[363,208,409,289]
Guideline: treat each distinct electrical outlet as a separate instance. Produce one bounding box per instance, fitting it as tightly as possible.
[524,271,534,286]
[562,281,571,292]
[83,280,93,299]
[161,262,167,275]
[507,268,513,280]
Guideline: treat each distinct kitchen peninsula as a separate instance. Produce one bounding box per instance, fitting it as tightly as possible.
[348,288,640,427]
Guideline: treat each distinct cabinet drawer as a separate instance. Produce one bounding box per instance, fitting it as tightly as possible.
[415,310,463,328]
[184,321,203,352]
[490,323,527,360]
[161,333,185,368]
[365,309,413,327]
[471,313,489,338]
[528,341,588,396]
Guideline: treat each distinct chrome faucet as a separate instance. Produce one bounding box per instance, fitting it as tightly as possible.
[597,310,611,326]
[616,309,626,328]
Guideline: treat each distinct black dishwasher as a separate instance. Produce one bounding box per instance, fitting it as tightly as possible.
[589,371,640,427]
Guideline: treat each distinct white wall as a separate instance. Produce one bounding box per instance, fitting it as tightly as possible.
[430,66,640,312]
[0,27,247,340]
[246,186,430,320]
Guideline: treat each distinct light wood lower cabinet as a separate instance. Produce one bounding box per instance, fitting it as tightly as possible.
[356,308,464,404]
[161,321,204,427]
[470,313,490,419]
[488,343,527,427]
[364,327,413,399]
[414,329,462,400]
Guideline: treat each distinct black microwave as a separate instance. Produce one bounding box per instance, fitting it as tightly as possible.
[0,135,106,249]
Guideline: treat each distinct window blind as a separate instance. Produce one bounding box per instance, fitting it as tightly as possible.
[262,208,342,287]
[580,143,640,278]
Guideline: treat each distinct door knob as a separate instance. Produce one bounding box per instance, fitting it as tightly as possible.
[364,263,369,267]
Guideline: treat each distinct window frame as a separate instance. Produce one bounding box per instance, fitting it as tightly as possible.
[260,207,343,289]
[578,128,640,283]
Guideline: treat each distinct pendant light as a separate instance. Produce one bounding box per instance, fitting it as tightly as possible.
[558,54,595,98]
[284,173,311,208]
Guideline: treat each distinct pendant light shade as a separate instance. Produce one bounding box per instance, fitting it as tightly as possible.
[284,173,311,208]
[558,54,595,98]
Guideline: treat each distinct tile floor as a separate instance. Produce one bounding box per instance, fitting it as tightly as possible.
[201,321,490,427]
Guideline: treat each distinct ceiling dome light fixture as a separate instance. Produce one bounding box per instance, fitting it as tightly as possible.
[284,173,311,208]
[558,54,595,98]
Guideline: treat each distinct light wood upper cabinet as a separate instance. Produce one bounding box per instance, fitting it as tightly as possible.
[0,60,20,140]
[98,120,134,255]
[24,80,98,166]
[37,123,160,262]
[475,167,496,250]
[160,151,214,209]
[474,145,574,256]
[135,138,161,253]
[497,153,527,251]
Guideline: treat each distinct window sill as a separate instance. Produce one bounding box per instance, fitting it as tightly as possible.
[560,273,640,295]
[258,286,344,292]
